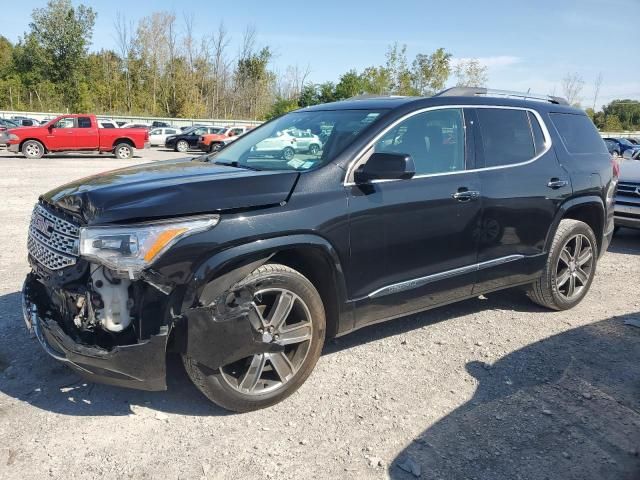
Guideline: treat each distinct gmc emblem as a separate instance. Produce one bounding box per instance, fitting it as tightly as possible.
[33,214,55,238]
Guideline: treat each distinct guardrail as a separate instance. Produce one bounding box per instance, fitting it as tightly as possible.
[0,110,263,128]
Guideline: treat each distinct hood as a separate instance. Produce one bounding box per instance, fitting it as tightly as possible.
[41,158,299,225]
[620,159,640,183]
[9,125,47,136]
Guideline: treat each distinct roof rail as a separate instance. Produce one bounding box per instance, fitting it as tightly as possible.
[434,87,569,105]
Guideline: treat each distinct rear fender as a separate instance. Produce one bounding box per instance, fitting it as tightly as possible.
[545,195,605,254]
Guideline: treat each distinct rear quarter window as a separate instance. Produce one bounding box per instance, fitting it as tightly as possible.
[550,113,607,154]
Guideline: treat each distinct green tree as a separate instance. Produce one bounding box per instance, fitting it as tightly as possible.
[603,100,640,130]
[27,0,96,110]
[265,97,299,120]
[454,59,488,87]
[411,48,451,95]
[335,70,366,99]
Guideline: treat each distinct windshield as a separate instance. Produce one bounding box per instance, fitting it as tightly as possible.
[211,109,384,171]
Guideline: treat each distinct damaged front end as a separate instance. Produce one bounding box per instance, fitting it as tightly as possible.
[22,202,216,391]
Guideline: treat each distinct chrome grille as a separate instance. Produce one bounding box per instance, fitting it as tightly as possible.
[617,182,640,197]
[27,204,79,270]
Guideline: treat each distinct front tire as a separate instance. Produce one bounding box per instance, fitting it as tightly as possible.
[308,144,320,155]
[526,219,597,310]
[183,264,326,412]
[282,146,295,161]
[22,140,44,159]
[176,140,189,153]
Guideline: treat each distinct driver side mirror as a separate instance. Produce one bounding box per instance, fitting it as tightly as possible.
[354,152,416,184]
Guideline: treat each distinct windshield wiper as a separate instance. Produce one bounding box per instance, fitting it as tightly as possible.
[214,160,261,171]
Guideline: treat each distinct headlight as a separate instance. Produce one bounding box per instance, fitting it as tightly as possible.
[79,215,219,278]
[8,133,19,141]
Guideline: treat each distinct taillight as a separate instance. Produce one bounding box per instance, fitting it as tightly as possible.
[0,127,6,132]
[611,158,620,178]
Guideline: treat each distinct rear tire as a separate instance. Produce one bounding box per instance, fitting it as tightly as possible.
[22,140,44,159]
[309,144,320,155]
[114,143,133,159]
[182,263,326,412]
[526,219,597,310]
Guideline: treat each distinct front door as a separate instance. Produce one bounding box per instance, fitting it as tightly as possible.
[347,107,482,326]
[47,116,77,150]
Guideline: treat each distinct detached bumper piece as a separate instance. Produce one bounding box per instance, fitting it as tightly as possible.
[22,275,168,391]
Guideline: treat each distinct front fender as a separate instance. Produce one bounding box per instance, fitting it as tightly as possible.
[173,234,348,370]
[181,233,347,311]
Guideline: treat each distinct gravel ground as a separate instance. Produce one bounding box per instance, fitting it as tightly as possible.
[0,148,638,480]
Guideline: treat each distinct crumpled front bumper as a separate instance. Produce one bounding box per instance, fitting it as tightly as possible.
[22,275,169,391]
[8,143,19,153]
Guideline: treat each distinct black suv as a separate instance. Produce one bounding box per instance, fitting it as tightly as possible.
[22,88,616,412]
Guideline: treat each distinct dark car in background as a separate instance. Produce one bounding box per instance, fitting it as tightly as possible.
[151,121,173,128]
[614,160,640,231]
[603,137,640,158]
[165,125,224,152]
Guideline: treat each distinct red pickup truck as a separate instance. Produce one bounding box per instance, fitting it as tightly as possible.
[6,114,149,159]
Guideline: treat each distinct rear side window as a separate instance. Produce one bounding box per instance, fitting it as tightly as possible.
[476,108,535,167]
[78,117,92,128]
[550,113,608,154]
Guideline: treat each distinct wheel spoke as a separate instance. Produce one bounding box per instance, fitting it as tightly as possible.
[277,322,312,345]
[577,247,593,266]
[575,268,589,286]
[559,248,572,266]
[238,354,266,392]
[556,269,571,288]
[567,274,576,297]
[268,352,295,382]
[249,302,267,330]
[574,235,583,257]
[266,291,295,330]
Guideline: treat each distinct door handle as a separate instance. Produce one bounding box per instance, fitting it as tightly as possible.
[451,189,480,202]
[547,178,568,189]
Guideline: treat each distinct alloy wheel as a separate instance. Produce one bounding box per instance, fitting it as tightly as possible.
[177,141,188,152]
[117,146,131,159]
[219,288,313,395]
[554,233,594,300]
[25,143,41,158]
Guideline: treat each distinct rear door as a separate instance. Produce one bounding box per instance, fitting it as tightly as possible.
[471,107,570,292]
[75,116,99,150]
[47,116,77,150]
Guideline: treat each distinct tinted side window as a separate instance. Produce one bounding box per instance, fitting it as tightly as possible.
[550,113,608,154]
[373,108,465,175]
[78,117,92,128]
[476,108,535,167]
[528,111,546,155]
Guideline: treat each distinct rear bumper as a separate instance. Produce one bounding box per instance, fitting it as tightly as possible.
[22,274,168,391]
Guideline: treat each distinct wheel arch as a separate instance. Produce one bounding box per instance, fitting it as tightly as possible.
[19,138,48,153]
[179,234,349,340]
[112,137,135,149]
[546,196,605,255]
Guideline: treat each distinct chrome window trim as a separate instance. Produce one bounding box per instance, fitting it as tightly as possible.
[364,254,525,299]
[343,105,552,186]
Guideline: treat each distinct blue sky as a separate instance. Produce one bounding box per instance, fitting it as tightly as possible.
[3,0,639,107]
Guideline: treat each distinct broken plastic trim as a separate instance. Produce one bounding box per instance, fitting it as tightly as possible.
[184,282,284,370]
